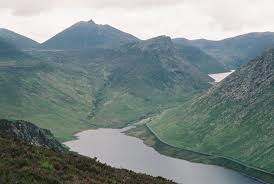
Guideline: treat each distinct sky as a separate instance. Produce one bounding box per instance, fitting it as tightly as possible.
[1,0,274,43]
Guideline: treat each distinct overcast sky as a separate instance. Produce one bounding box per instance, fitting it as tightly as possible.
[1,0,274,43]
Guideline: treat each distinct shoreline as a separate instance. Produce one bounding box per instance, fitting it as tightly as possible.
[63,119,274,184]
[124,125,274,184]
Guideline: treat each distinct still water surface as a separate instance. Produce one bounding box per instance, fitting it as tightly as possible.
[209,70,235,82]
[64,128,261,184]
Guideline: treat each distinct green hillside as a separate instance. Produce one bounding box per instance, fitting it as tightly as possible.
[173,38,227,73]
[41,19,138,49]
[147,47,274,173]
[0,36,211,140]
[0,120,174,184]
[0,28,39,49]
[175,32,274,69]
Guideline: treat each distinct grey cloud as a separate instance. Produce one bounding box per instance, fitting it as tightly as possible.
[0,0,53,16]
[0,0,182,16]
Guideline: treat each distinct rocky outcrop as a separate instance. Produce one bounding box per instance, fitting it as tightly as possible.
[0,119,67,153]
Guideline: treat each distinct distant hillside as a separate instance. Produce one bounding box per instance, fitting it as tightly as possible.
[0,38,29,61]
[42,19,139,49]
[0,119,174,184]
[0,28,39,49]
[148,47,274,173]
[176,32,274,69]
[86,36,212,128]
[173,38,227,73]
[0,36,211,140]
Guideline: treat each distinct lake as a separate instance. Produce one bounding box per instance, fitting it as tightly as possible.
[64,128,261,184]
[209,70,235,82]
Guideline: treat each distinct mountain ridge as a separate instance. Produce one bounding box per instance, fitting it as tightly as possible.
[0,28,39,49]
[41,20,139,50]
[174,32,274,68]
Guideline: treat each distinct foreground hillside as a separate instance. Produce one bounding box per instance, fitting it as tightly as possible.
[0,119,174,184]
[148,47,274,173]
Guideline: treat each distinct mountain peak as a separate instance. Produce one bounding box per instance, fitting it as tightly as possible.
[133,35,174,52]
[88,19,96,24]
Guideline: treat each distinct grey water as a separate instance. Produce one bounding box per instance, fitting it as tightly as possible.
[209,70,235,82]
[64,128,261,184]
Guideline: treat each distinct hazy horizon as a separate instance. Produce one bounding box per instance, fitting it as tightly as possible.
[1,0,274,42]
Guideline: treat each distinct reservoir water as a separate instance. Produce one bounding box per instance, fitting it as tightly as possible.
[64,128,261,184]
[209,70,235,82]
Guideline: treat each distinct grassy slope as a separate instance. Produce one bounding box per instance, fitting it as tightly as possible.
[173,39,228,74]
[189,32,274,69]
[0,134,174,184]
[125,125,274,184]
[0,36,211,140]
[147,49,274,173]
[0,61,95,141]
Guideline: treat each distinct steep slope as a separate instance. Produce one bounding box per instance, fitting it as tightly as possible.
[0,59,94,141]
[148,47,274,173]
[87,36,212,127]
[177,32,274,68]
[0,119,67,153]
[0,28,39,49]
[173,38,227,73]
[0,120,174,184]
[42,19,138,49]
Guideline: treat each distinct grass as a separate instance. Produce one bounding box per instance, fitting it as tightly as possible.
[125,125,274,184]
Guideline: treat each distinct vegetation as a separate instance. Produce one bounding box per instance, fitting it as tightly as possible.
[173,38,228,74]
[0,28,39,49]
[174,32,274,68]
[125,125,274,184]
[0,36,211,141]
[146,48,274,174]
[0,133,175,184]
[41,19,138,49]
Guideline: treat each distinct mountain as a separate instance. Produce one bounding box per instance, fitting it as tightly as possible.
[86,36,212,128]
[0,38,29,61]
[0,119,174,184]
[176,32,274,69]
[173,38,228,73]
[42,19,139,49]
[0,28,39,49]
[147,47,274,173]
[0,119,67,153]
[0,36,212,140]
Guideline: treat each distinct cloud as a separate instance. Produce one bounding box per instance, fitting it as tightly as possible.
[1,0,274,42]
[0,0,53,16]
[0,0,182,16]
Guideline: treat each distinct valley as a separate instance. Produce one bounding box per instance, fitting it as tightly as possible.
[0,18,274,184]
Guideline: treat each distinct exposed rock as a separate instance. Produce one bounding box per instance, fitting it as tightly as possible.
[0,119,68,153]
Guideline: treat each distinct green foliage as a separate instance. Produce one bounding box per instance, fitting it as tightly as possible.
[147,48,274,173]
[0,134,174,184]
[173,39,228,74]
[125,125,274,184]
[0,37,211,141]
[41,161,53,171]
[175,32,274,69]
